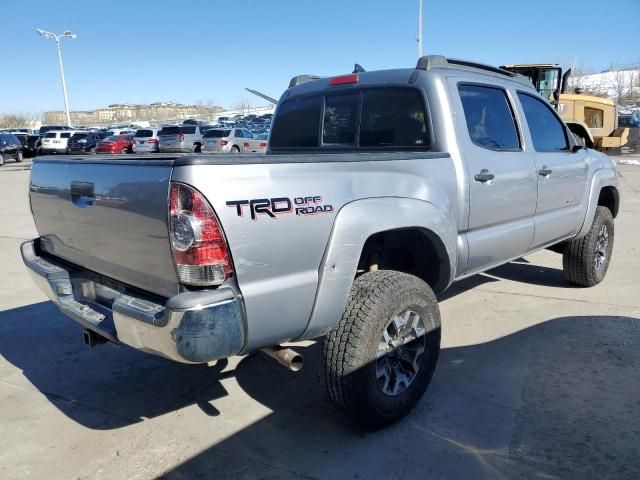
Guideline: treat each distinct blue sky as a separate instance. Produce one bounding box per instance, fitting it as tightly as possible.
[1,0,638,113]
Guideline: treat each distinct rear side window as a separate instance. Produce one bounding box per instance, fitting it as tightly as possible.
[517,92,568,151]
[458,84,520,150]
[180,126,196,135]
[135,129,153,138]
[61,133,71,139]
[44,132,56,138]
[360,89,429,147]
[270,95,322,148]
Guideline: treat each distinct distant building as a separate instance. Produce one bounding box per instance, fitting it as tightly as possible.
[43,101,224,126]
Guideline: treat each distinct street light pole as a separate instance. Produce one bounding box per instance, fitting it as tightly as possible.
[417,0,423,58]
[36,29,76,127]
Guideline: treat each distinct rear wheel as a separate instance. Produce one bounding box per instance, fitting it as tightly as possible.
[563,206,614,286]
[193,143,202,153]
[323,270,441,430]
[231,146,240,153]
[0,155,4,166]
[121,148,129,154]
[16,151,23,162]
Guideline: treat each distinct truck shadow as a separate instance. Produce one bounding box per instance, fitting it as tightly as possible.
[1,301,638,478]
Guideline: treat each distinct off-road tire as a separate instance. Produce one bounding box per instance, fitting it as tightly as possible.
[323,270,441,430]
[563,206,614,287]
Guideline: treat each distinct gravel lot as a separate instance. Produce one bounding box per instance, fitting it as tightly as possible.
[1,156,639,480]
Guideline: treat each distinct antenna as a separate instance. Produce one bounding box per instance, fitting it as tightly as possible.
[417,0,423,58]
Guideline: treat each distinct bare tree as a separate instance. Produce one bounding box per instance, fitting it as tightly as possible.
[233,98,254,115]
[608,63,628,105]
[0,112,41,129]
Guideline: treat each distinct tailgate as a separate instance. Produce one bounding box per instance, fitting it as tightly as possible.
[29,158,178,298]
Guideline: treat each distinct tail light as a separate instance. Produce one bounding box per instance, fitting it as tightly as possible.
[259,142,267,148]
[219,140,228,146]
[330,74,359,86]
[147,138,158,143]
[178,134,185,142]
[169,183,233,286]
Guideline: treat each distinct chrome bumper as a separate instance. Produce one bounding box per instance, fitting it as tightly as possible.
[21,240,245,364]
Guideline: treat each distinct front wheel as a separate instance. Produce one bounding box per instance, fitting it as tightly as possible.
[323,270,441,430]
[563,206,614,287]
[16,151,23,163]
[121,148,129,154]
[231,146,240,153]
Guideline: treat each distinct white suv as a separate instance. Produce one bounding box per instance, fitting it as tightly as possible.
[40,130,84,154]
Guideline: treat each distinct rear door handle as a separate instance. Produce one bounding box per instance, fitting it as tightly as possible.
[538,167,553,177]
[474,169,495,183]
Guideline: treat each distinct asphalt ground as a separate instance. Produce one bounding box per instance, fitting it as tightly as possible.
[1,155,639,479]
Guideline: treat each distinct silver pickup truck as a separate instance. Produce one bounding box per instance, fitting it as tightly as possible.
[22,55,620,430]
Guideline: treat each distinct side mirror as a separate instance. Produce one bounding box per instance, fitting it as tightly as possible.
[571,144,585,153]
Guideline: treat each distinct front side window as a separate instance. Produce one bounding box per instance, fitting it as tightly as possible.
[458,84,520,151]
[518,92,568,151]
[180,126,196,135]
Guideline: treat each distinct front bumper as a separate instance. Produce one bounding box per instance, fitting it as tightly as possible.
[21,240,245,363]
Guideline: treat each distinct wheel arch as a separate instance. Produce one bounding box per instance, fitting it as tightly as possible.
[576,167,620,238]
[300,197,457,340]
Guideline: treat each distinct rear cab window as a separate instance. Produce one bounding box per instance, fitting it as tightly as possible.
[180,126,196,135]
[270,87,430,151]
[204,129,231,138]
[159,126,180,136]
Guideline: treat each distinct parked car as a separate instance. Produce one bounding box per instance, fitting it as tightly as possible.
[25,135,41,157]
[158,125,211,153]
[107,128,136,136]
[132,128,162,153]
[40,130,82,154]
[38,125,73,137]
[67,131,110,154]
[201,128,268,154]
[95,134,135,154]
[0,133,23,165]
[21,55,620,430]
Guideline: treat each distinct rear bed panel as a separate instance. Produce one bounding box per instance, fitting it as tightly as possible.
[29,158,178,298]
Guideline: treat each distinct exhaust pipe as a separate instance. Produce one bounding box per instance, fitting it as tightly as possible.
[261,346,304,372]
[83,329,108,348]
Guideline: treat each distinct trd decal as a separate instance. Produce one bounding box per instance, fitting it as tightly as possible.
[226,196,333,220]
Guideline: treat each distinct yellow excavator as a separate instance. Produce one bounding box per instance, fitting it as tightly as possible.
[501,64,629,150]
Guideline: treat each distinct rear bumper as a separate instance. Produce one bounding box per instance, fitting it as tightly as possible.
[40,147,67,154]
[21,240,245,364]
[159,145,189,153]
[133,143,159,153]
